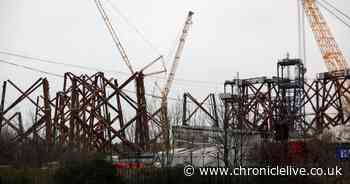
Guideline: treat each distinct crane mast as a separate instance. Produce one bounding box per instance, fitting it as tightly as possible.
[160,11,194,157]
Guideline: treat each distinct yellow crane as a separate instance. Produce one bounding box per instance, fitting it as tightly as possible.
[303,0,348,71]
[302,0,350,112]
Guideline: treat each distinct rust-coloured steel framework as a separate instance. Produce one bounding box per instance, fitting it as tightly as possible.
[3,61,350,158]
[221,59,350,139]
[175,58,350,142]
[0,72,163,157]
[182,93,218,127]
[303,0,350,114]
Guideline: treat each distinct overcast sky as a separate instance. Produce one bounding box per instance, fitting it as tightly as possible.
[0,0,350,104]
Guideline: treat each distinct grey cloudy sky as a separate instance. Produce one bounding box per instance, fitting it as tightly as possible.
[0,0,350,103]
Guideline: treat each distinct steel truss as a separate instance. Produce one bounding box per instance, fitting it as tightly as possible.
[0,72,164,157]
[221,68,350,138]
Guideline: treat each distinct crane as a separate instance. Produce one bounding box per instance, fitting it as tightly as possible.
[94,0,134,74]
[162,11,194,98]
[302,0,350,112]
[302,0,348,71]
[94,0,166,76]
[159,11,194,159]
[94,0,169,152]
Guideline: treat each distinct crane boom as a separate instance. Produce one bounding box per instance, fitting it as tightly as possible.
[94,0,134,74]
[159,11,193,164]
[303,0,348,71]
[303,0,350,113]
[162,11,194,98]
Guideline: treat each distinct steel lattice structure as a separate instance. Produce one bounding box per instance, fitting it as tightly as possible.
[0,72,164,158]
[221,59,350,139]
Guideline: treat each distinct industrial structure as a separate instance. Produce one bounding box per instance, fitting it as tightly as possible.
[0,72,164,157]
[171,0,350,165]
[0,0,350,170]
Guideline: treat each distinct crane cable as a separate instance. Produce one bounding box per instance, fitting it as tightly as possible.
[105,0,162,56]
[0,59,63,78]
[104,0,167,72]
[94,0,135,74]
[319,0,350,22]
[0,58,222,105]
[0,50,129,75]
[0,58,177,100]
[315,0,350,29]
[0,50,222,86]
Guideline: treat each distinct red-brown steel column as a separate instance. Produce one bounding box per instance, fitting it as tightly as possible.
[135,72,149,151]
[43,78,52,145]
[0,81,6,135]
